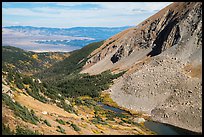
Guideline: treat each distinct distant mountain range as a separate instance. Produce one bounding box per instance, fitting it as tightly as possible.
[3,26,131,40]
[2,26,131,52]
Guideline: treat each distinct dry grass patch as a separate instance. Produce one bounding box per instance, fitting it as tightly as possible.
[95,124,106,130]
[91,128,101,134]
[100,92,119,108]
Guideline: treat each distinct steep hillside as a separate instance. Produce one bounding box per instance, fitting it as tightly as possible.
[81,2,202,133]
[2,46,70,75]
[82,2,202,75]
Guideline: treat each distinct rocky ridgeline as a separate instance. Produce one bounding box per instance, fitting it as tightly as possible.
[83,2,202,70]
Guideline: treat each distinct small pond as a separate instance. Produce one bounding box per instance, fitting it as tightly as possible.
[97,102,125,114]
[97,102,201,135]
[144,121,201,135]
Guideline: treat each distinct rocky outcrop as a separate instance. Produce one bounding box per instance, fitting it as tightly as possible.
[81,2,202,133]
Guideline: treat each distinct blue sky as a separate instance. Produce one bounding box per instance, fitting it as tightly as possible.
[2,2,172,28]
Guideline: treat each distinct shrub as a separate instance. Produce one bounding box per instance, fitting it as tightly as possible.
[44,119,51,127]
[23,77,33,85]
[70,123,81,131]
[2,93,39,125]
[56,126,65,134]
[94,105,101,112]
[56,119,65,125]
[16,81,24,89]
[91,116,107,125]
[2,123,14,135]
[7,72,14,82]
[26,89,47,103]
[121,118,132,124]
[115,113,129,119]
[66,121,71,125]
[31,109,39,122]
[106,111,116,121]
[75,98,83,105]
[56,100,77,115]
[15,126,40,135]
[118,121,124,125]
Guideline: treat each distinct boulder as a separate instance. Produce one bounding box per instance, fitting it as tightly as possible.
[133,118,146,123]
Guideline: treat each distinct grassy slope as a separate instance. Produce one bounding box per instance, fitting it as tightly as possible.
[2,46,69,75]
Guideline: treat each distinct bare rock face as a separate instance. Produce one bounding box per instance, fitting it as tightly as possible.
[81,2,202,133]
